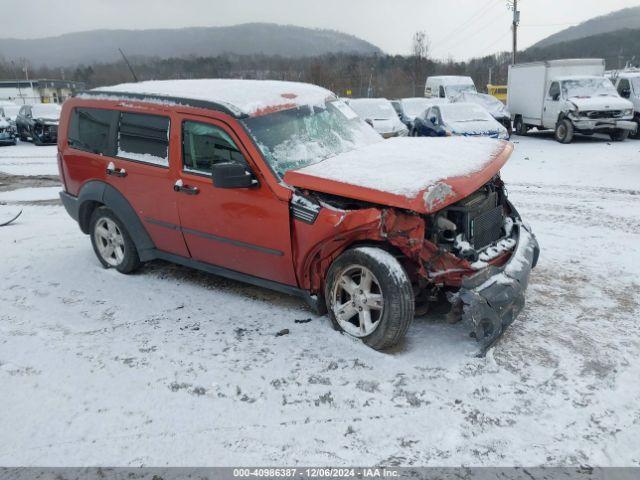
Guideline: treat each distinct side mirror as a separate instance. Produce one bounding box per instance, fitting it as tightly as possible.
[212,162,257,189]
[365,118,374,127]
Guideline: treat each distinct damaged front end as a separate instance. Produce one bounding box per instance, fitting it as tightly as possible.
[294,175,539,353]
[449,221,539,353]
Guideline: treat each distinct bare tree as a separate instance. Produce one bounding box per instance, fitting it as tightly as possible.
[410,31,430,96]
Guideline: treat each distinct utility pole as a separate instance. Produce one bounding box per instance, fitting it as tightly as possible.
[508,0,520,65]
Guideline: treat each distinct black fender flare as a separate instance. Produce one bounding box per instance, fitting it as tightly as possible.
[77,181,156,261]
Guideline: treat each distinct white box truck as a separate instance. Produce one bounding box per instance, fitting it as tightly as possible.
[508,58,636,143]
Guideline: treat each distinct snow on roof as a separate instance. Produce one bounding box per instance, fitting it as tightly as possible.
[90,79,335,117]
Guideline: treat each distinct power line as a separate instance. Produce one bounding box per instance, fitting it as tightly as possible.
[430,0,502,51]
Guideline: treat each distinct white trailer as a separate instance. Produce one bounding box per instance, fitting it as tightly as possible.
[508,59,636,143]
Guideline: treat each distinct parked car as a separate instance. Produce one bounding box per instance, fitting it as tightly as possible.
[347,98,408,138]
[391,97,449,133]
[58,79,538,351]
[610,69,640,139]
[508,59,636,143]
[16,103,62,145]
[0,103,18,146]
[413,102,509,140]
[0,116,16,146]
[425,76,477,99]
[452,92,512,137]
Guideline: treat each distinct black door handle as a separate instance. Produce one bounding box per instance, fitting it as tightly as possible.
[173,180,199,195]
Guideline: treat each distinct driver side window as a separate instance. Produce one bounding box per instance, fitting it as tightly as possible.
[548,82,560,101]
[182,121,247,174]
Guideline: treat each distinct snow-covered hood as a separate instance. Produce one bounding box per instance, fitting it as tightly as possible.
[568,96,633,112]
[370,118,406,135]
[283,137,513,214]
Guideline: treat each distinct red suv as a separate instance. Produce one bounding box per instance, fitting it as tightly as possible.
[58,79,539,351]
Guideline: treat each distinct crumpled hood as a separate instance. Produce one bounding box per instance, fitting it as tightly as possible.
[569,96,633,112]
[284,137,513,214]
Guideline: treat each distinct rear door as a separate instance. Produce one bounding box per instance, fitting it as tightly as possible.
[174,114,297,286]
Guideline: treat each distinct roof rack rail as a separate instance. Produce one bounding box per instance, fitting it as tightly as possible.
[75,90,247,118]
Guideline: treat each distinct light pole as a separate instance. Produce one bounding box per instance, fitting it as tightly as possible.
[508,0,520,65]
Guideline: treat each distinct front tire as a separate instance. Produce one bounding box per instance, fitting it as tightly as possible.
[610,129,629,142]
[325,247,414,350]
[89,207,141,274]
[555,118,574,144]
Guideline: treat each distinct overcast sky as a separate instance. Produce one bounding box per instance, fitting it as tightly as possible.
[4,0,640,59]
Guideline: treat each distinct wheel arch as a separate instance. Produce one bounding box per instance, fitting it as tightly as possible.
[77,180,156,261]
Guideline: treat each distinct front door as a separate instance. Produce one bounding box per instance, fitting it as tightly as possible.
[174,115,297,286]
[542,81,562,129]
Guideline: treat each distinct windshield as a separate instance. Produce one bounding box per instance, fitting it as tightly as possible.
[401,98,435,118]
[32,104,62,118]
[445,84,477,96]
[349,99,397,120]
[561,78,618,98]
[441,104,492,123]
[242,100,382,177]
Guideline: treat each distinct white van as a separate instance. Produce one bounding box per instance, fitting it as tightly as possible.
[609,68,640,138]
[424,76,477,99]
[508,59,636,143]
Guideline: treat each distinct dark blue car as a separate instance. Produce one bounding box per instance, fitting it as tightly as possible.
[413,102,509,139]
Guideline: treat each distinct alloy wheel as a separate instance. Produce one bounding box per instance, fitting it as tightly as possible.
[94,217,126,267]
[331,265,384,337]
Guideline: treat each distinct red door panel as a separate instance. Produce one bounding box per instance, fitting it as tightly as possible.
[175,115,297,286]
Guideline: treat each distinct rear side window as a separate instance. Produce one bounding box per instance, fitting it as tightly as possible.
[68,107,118,155]
[182,121,247,174]
[117,112,170,166]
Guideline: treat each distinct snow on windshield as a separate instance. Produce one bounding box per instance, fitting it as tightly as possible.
[31,104,61,119]
[242,100,382,177]
[445,84,477,96]
[561,78,618,98]
[440,103,492,123]
[349,99,397,120]
[401,98,436,118]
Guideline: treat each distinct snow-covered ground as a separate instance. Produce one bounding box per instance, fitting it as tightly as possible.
[0,142,58,176]
[1,133,639,466]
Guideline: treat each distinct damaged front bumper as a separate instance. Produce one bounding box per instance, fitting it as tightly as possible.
[573,119,637,132]
[452,222,540,354]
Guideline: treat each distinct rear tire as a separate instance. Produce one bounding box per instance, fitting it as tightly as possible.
[610,129,629,142]
[325,247,414,350]
[514,116,527,136]
[89,207,141,274]
[554,119,574,144]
